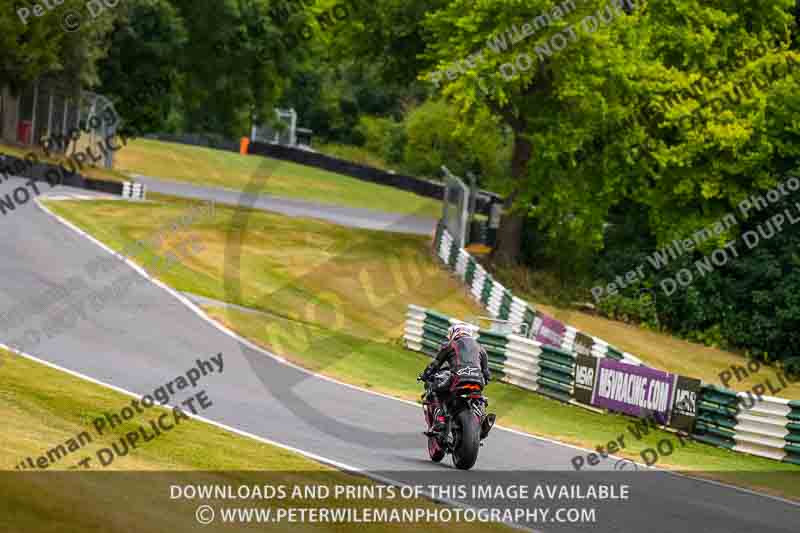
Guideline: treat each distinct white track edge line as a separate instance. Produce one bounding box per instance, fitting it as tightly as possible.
[0,342,536,532]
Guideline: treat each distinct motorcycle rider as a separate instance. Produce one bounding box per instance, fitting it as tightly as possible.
[419,323,491,435]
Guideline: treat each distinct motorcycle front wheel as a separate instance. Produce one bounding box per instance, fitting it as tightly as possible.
[427,435,445,462]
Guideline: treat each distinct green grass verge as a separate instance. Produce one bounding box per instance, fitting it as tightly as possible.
[316,143,396,172]
[114,138,442,218]
[43,195,478,342]
[0,349,321,471]
[527,300,800,401]
[0,350,509,532]
[314,142,436,181]
[42,196,800,501]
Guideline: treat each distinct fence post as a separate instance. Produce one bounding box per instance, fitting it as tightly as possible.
[29,82,39,146]
[46,90,54,142]
[62,99,69,142]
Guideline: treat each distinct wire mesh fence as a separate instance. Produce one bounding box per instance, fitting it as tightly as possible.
[0,81,119,169]
[442,166,470,249]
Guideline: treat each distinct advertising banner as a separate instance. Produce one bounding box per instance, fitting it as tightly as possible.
[531,312,565,348]
[592,359,674,424]
[573,332,594,357]
[573,354,599,405]
[669,375,702,432]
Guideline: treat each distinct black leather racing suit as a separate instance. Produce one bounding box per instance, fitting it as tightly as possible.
[423,335,491,390]
[422,336,491,432]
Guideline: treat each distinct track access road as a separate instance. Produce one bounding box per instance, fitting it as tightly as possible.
[131,174,437,235]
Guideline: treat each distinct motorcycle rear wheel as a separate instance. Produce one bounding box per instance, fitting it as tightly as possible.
[452,409,480,470]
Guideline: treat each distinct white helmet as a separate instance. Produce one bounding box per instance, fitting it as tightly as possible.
[447,324,473,342]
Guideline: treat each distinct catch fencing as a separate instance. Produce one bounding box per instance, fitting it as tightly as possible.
[441,167,469,249]
[1,81,118,168]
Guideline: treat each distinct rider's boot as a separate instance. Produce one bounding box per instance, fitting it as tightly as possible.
[424,400,447,437]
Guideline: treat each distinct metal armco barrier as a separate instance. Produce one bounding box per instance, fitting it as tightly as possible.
[693,385,800,465]
[250,142,453,202]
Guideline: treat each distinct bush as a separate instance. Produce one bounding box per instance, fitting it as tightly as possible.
[355,115,406,165]
[596,293,660,330]
[402,101,458,177]
[316,143,392,171]
[402,100,510,182]
[589,194,800,362]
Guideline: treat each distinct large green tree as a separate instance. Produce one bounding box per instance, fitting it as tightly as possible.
[425,1,798,262]
[168,0,305,136]
[330,0,800,265]
[97,0,187,136]
[1,0,113,89]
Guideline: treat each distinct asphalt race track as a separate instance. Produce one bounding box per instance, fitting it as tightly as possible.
[1,177,798,532]
[132,174,437,235]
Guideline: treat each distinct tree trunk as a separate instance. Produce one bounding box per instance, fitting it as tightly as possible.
[492,132,533,265]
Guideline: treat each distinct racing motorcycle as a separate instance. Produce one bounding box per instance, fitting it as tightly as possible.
[418,371,496,470]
